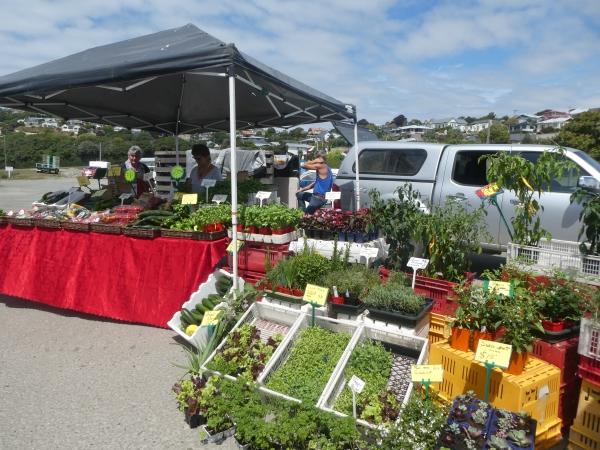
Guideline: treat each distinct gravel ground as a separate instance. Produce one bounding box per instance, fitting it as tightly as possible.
[0,296,236,450]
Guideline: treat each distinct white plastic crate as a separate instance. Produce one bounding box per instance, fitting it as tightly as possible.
[578,317,600,361]
[318,325,428,429]
[257,314,361,405]
[202,301,302,381]
[227,228,299,244]
[166,269,244,349]
[507,241,600,282]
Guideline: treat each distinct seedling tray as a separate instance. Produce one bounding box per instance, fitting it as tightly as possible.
[202,302,302,382]
[366,299,433,328]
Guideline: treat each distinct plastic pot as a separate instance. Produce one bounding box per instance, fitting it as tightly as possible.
[450,327,471,352]
[505,351,528,375]
[471,330,494,352]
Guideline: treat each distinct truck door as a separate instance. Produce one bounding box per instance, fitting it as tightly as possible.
[437,147,503,250]
[499,151,587,243]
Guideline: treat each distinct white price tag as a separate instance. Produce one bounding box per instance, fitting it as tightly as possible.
[538,384,550,398]
[5,166,13,171]
[256,191,273,201]
[212,194,228,204]
[348,375,365,394]
[407,257,429,270]
[360,248,379,259]
[201,179,217,188]
[119,193,133,201]
[325,191,341,201]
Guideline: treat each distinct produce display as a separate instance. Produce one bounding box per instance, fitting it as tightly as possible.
[179,294,222,334]
[266,327,351,403]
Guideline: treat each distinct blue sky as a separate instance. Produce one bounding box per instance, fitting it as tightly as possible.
[1,0,599,124]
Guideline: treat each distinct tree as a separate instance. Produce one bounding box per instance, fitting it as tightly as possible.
[357,119,370,126]
[289,127,306,139]
[482,112,496,120]
[464,116,477,124]
[556,111,600,159]
[392,114,407,126]
[408,119,422,125]
[478,123,509,144]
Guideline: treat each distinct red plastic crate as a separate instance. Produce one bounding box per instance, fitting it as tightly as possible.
[414,275,458,316]
[228,246,289,274]
[532,336,580,384]
[579,355,600,388]
[560,378,582,432]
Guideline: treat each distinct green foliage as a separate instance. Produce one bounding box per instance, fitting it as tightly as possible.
[362,281,426,314]
[165,203,231,230]
[478,123,510,144]
[498,293,542,353]
[571,187,600,254]
[452,283,505,331]
[322,265,380,299]
[266,245,332,290]
[416,199,490,282]
[369,183,423,269]
[557,111,600,159]
[325,149,345,168]
[266,326,350,403]
[533,273,585,321]
[483,150,575,245]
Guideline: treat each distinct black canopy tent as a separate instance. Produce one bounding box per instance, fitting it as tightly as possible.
[0,24,362,286]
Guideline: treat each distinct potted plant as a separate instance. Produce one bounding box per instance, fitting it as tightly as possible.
[362,280,433,329]
[172,375,208,428]
[323,266,380,316]
[438,391,491,449]
[449,305,472,352]
[534,273,583,332]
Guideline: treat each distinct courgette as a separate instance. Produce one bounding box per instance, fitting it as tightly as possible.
[190,310,204,324]
[195,303,209,314]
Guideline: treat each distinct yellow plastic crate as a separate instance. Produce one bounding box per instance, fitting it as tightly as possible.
[572,379,600,440]
[535,416,563,450]
[429,342,561,422]
[429,312,452,335]
[569,424,600,450]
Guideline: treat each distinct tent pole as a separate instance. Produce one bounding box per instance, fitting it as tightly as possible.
[353,115,360,210]
[228,68,239,291]
[175,134,179,165]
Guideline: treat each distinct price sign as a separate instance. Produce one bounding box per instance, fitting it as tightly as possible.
[201,179,217,188]
[119,193,133,201]
[325,191,341,201]
[212,194,228,204]
[407,257,429,270]
[256,191,273,201]
[181,193,198,205]
[483,280,514,297]
[108,166,122,177]
[124,168,136,182]
[411,364,444,383]
[348,375,365,394]
[360,248,379,259]
[170,165,185,181]
[226,240,243,253]
[474,339,512,369]
[77,176,90,186]
[476,183,502,199]
[303,284,329,306]
[201,310,223,326]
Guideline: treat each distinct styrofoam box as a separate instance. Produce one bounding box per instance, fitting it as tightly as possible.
[202,302,303,382]
[318,324,428,429]
[363,309,431,339]
[257,314,361,405]
[227,228,298,244]
[167,269,245,349]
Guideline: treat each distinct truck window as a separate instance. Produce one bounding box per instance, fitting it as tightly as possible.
[452,151,496,186]
[519,151,589,193]
[353,148,427,175]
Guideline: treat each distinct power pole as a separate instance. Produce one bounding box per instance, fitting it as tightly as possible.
[486,120,492,144]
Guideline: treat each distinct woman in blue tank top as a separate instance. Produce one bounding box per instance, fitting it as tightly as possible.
[296,151,333,214]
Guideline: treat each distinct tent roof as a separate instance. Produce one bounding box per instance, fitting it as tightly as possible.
[0,24,354,133]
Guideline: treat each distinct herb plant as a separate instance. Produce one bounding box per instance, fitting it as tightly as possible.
[362,282,426,315]
[571,186,600,255]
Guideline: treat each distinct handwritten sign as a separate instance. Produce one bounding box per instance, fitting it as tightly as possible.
[483,280,514,297]
[201,179,217,188]
[181,193,198,205]
[476,183,502,199]
[325,191,341,201]
[108,166,122,177]
[474,339,512,369]
[407,257,429,270]
[226,240,243,253]
[411,364,444,383]
[201,310,222,326]
[212,194,228,204]
[77,176,90,186]
[256,191,273,201]
[348,375,365,394]
[303,284,329,306]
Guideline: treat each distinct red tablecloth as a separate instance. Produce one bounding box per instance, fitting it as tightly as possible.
[0,225,227,327]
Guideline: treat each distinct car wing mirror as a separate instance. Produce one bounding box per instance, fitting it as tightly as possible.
[578,176,600,192]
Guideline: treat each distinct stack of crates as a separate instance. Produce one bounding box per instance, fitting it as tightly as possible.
[428,312,452,345]
[428,341,563,449]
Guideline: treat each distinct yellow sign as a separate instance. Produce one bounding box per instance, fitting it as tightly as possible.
[226,240,243,253]
[411,364,444,383]
[181,193,198,205]
[484,280,513,297]
[77,176,90,186]
[201,310,223,326]
[108,166,122,177]
[303,284,329,306]
[474,339,512,369]
[481,183,500,197]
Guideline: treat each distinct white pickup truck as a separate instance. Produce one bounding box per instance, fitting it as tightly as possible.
[336,143,600,251]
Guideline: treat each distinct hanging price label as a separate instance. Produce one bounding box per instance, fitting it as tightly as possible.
[181,194,198,205]
[303,284,329,306]
[108,166,122,177]
[411,364,444,383]
[483,280,514,297]
[212,194,228,204]
[201,179,217,188]
[407,257,429,270]
[77,176,90,186]
[348,375,365,394]
[325,191,341,201]
[474,339,512,369]
[226,240,243,253]
[201,310,223,326]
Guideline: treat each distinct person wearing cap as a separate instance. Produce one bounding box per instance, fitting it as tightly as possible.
[122,145,153,197]
[185,143,222,194]
[296,150,333,214]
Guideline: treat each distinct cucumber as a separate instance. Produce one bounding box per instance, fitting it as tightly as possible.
[180,308,195,325]
[206,297,220,309]
[201,297,215,309]
[190,310,204,324]
[195,303,209,314]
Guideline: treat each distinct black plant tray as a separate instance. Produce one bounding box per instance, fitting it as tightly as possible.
[329,302,365,316]
[532,323,579,344]
[366,299,433,328]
